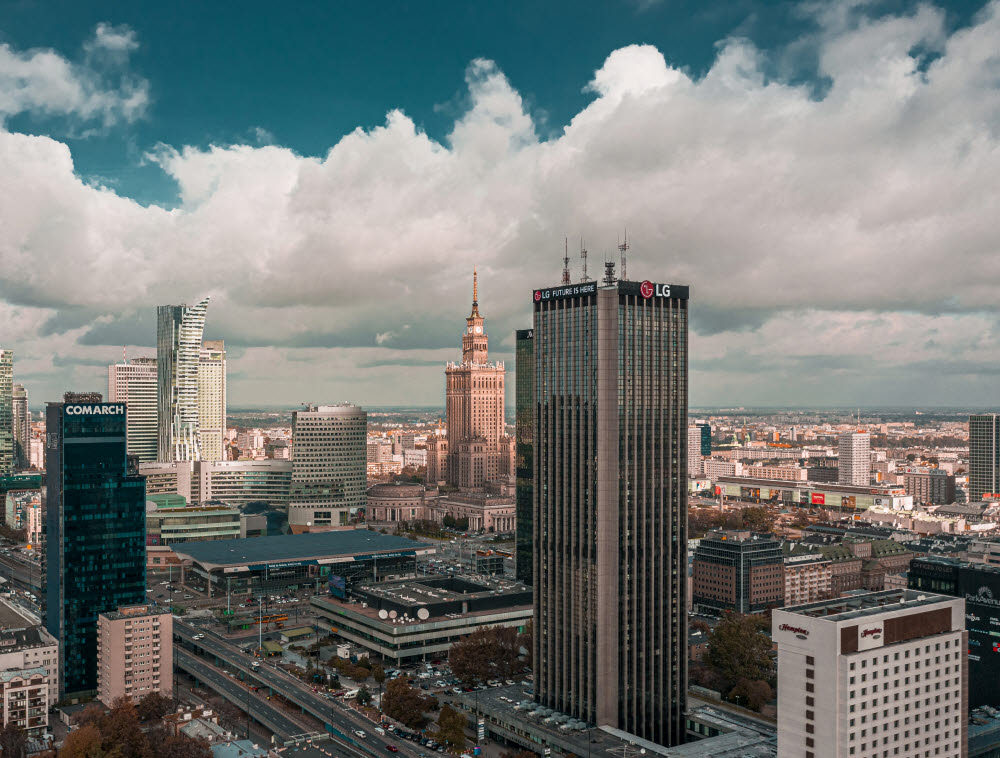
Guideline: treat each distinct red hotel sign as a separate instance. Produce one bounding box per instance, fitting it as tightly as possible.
[811,493,826,505]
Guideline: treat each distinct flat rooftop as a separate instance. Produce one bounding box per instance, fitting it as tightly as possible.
[0,600,37,630]
[172,529,434,569]
[356,575,527,607]
[782,589,953,621]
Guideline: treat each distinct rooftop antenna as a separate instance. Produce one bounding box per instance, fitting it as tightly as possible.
[603,254,616,286]
[618,229,629,281]
[579,238,590,282]
[561,238,571,284]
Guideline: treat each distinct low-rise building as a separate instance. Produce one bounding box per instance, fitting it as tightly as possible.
[0,617,59,734]
[783,554,832,607]
[901,467,956,505]
[97,605,172,706]
[310,575,531,663]
[692,530,784,615]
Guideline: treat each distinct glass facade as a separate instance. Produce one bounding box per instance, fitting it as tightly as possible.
[514,328,534,585]
[532,279,689,747]
[969,414,1000,502]
[45,401,147,696]
[157,298,209,462]
[0,350,13,476]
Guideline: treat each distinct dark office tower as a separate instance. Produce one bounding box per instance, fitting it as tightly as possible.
[698,422,711,456]
[514,328,534,585]
[532,276,689,747]
[969,413,1000,502]
[45,393,146,697]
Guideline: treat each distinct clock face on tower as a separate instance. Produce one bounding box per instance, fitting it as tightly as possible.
[468,327,473,334]
[475,326,482,334]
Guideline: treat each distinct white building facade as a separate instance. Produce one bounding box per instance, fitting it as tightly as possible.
[197,340,226,461]
[773,590,966,758]
[157,298,210,462]
[839,431,871,487]
[109,357,158,462]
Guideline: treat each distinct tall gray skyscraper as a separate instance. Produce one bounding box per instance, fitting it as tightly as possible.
[289,404,366,530]
[197,340,226,462]
[0,350,13,476]
[532,275,689,746]
[109,357,158,462]
[157,298,209,462]
[12,384,28,469]
[969,413,1000,502]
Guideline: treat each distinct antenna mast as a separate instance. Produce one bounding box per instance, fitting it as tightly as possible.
[618,229,629,281]
[603,254,616,286]
[561,238,571,284]
[580,238,590,282]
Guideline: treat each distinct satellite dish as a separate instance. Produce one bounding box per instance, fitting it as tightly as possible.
[417,607,430,620]
[378,609,388,619]
[389,610,397,619]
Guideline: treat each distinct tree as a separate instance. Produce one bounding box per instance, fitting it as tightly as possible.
[704,613,774,692]
[443,515,457,529]
[740,506,775,533]
[100,697,153,758]
[0,723,27,758]
[382,679,431,729]
[373,665,387,708]
[357,685,372,707]
[455,518,469,531]
[519,620,532,670]
[157,736,212,758]
[436,705,467,748]
[58,724,104,758]
[728,679,773,712]
[136,691,174,722]
[501,751,537,758]
[449,626,521,686]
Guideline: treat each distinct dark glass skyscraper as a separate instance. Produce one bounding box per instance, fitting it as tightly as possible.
[45,395,147,697]
[514,328,534,585]
[532,277,689,746]
[968,413,1000,502]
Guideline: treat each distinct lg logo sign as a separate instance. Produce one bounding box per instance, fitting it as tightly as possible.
[640,280,671,299]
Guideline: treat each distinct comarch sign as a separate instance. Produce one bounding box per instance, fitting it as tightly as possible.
[65,404,124,416]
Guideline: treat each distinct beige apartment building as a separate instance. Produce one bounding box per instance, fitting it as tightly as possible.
[783,554,833,607]
[0,623,60,734]
[97,605,172,706]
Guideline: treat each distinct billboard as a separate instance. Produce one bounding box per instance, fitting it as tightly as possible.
[810,492,826,505]
[959,567,1000,709]
[329,575,346,599]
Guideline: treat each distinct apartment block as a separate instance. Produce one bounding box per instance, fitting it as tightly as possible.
[97,605,172,706]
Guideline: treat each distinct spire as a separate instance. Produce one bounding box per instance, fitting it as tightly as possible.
[471,268,480,316]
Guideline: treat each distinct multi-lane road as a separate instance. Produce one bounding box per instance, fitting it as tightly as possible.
[174,620,434,758]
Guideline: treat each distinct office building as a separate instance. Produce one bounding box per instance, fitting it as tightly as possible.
[692,530,784,614]
[108,357,158,462]
[837,431,870,486]
[45,394,147,697]
[97,605,172,706]
[696,422,712,456]
[198,340,226,461]
[515,327,534,585]
[901,467,956,505]
[0,619,60,734]
[0,350,12,476]
[289,404,366,529]
[12,384,28,470]
[157,298,210,461]
[774,590,966,758]
[969,414,1000,502]
[908,556,1000,709]
[532,275,689,746]
[140,459,292,511]
[444,271,514,490]
[687,425,703,477]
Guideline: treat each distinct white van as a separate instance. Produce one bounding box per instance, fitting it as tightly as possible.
[343,689,360,700]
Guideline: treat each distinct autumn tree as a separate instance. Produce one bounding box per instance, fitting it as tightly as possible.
[740,506,775,533]
[449,626,522,686]
[382,679,431,729]
[100,697,153,758]
[136,691,174,722]
[373,665,386,706]
[58,724,103,758]
[435,705,467,748]
[501,751,536,758]
[703,613,774,698]
[727,679,773,712]
[0,722,27,758]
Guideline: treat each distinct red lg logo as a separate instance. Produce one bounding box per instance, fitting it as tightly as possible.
[640,281,654,299]
[534,291,542,302]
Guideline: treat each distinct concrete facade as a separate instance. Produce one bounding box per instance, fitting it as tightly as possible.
[97,605,172,706]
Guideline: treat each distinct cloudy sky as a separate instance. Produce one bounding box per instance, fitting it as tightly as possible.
[1,0,998,409]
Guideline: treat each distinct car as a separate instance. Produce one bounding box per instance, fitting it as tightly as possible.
[421,684,429,690]
[452,687,463,694]
[374,727,386,736]
[183,594,193,599]
[505,679,515,685]
[354,731,366,739]
[385,746,399,753]
[239,604,245,608]
[436,680,446,687]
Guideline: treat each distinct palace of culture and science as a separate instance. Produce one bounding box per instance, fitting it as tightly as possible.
[427,271,514,490]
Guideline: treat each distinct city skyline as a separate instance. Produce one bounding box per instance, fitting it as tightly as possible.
[2,1,1000,408]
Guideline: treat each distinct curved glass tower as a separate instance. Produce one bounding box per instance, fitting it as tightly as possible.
[157,297,209,462]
